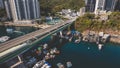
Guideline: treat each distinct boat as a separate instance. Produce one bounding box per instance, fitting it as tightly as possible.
[43,43,48,49]
[14,30,24,34]
[57,63,65,68]
[75,39,81,43]
[69,37,73,42]
[83,36,88,42]
[66,61,72,68]
[6,28,13,33]
[75,39,80,43]
[98,44,103,50]
[33,60,51,68]
[26,57,37,66]
[0,36,10,43]
[75,37,81,43]
[41,62,51,68]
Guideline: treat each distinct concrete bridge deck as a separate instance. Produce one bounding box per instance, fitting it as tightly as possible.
[0,19,75,53]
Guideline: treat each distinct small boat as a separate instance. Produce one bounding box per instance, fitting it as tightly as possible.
[66,61,72,68]
[83,37,88,42]
[43,43,48,49]
[75,39,80,43]
[55,50,60,54]
[69,37,73,42]
[33,60,51,68]
[57,63,65,68]
[6,28,13,33]
[75,39,81,43]
[0,36,10,43]
[14,30,24,34]
[98,44,103,50]
[75,37,81,43]
[41,62,51,68]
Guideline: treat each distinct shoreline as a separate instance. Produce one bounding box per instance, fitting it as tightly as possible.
[0,23,120,44]
[110,37,120,44]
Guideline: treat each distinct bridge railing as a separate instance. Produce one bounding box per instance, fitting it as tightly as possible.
[0,19,75,53]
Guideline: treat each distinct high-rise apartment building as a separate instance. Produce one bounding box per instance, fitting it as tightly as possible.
[95,0,106,10]
[94,0,106,14]
[105,0,118,11]
[0,0,4,8]
[85,0,119,13]
[5,0,40,22]
[115,0,120,11]
[4,0,12,20]
[84,0,88,5]
[85,0,96,12]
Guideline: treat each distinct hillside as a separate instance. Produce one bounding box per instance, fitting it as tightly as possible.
[39,0,85,16]
[75,12,120,33]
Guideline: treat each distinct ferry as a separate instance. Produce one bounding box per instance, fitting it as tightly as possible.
[0,36,10,43]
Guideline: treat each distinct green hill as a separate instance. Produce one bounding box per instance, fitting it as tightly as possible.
[39,0,85,16]
[75,12,120,32]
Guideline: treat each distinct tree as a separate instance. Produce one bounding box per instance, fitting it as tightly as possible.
[39,0,85,16]
[75,12,120,32]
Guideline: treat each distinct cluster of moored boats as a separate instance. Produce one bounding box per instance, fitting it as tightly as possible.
[32,43,62,68]
[61,31,109,50]
[31,42,73,68]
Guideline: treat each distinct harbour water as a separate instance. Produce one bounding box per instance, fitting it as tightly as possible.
[31,34,120,68]
[0,26,120,68]
[50,42,120,68]
[0,26,39,39]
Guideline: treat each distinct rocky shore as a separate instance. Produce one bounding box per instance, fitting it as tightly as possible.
[82,30,120,44]
[103,29,120,44]
[110,37,120,44]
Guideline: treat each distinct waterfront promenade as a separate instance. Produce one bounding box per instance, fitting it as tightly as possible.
[0,19,75,53]
[3,22,50,29]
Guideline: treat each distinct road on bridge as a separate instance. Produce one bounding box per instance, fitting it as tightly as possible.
[0,19,76,53]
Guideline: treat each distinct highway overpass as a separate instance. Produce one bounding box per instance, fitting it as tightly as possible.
[0,18,76,63]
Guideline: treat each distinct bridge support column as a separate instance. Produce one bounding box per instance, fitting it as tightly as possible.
[18,55,22,63]
[60,31,63,38]
[10,55,23,68]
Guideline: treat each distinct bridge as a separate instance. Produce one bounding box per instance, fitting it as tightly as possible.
[0,18,76,63]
